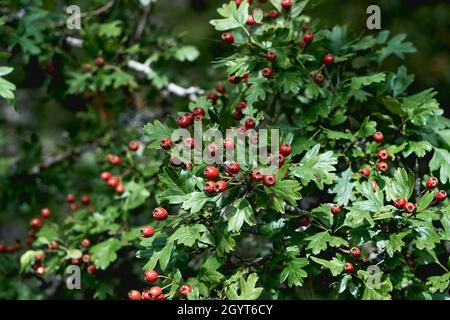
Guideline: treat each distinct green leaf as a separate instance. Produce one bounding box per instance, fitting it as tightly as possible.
[169,224,209,247]
[245,77,273,107]
[123,181,150,210]
[182,192,217,214]
[210,2,249,31]
[441,206,450,241]
[143,120,173,149]
[225,199,256,232]
[98,21,122,38]
[388,66,414,97]
[386,231,410,257]
[310,256,344,277]
[412,220,441,251]
[329,167,356,206]
[158,168,197,204]
[267,179,302,207]
[403,141,432,158]
[291,144,337,189]
[417,190,438,212]
[226,273,263,300]
[344,207,374,227]
[89,238,124,270]
[429,148,450,184]
[350,73,386,90]
[280,257,309,287]
[426,273,450,294]
[377,33,416,63]
[436,129,450,149]
[174,46,200,62]
[402,89,440,126]
[275,71,303,94]
[356,117,377,138]
[383,168,415,202]
[360,275,393,300]
[353,181,385,212]
[305,231,348,255]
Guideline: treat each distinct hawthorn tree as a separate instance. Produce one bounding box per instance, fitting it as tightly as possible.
[131,0,450,300]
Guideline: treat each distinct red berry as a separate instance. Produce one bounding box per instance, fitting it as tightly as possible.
[160,137,173,150]
[95,56,105,67]
[107,176,120,188]
[393,197,407,209]
[262,67,273,78]
[100,171,112,181]
[237,101,247,110]
[204,181,216,194]
[349,247,361,258]
[184,163,193,171]
[299,216,310,227]
[81,195,90,206]
[185,112,194,124]
[232,109,244,120]
[207,144,219,157]
[246,14,256,25]
[41,208,52,219]
[71,258,81,265]
[404,202,416,213]
[314,73,325,84]
[35,266,46,276]
[115,183,125,194]
[66,194,76,203]
[144,270,158,283]
[216,84,226,94]
[183,137,196,149]
[176,115,190,128]
[128,290,141,300]
[31,218,43,229]
[81,238,91,248]
[436,190,447,202]
[245,118,256,130]
[179,284,193,297]
[323,54,334,67]
[0,244,5,253]
[206,92,218,102]
[223,137,235,150]
[359,167,371,177]
[48,240,58,250]
[193,107,205,117]
[141,290,152,300]
[149,286,163,299]
[331,204,341,215]
[277,154,286,166]
[372,180,378,192]
[227,161,240,174]
[263,174,276,187]
[426,177,439,189]
[128,140,140,152]
[281,0,292,9]
[377,149,390,161]
[344,262,354,273]
[106,154,121,166]
[228,74,240,84]
[222,32,234,44]
[303,32,314,44]
[269,9,280,19]
[141,226,155,238]
[204,166,220,180]
[373,131,384,144]
[214,180,228,193]
[83,63,93,72]
[69,203,78,211]
[251,169,264,182]
[266,51,277,62]
[153,207,168,221]
[279,143,292,156]
[377,161,389,172]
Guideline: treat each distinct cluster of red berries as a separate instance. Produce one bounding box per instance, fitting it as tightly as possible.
[228,71,250,85]
[128,269,193,300]
[83,56,105,72]
[32,253,46,276]
[176,107,205,128]
[26,206,56,246]
[343,246,363,273]
[232,101,247,120]
[204,166,229,194]
[70,238,97,275]
[0,241,21,255]
[65,193,92,212]
[140,207,169,239]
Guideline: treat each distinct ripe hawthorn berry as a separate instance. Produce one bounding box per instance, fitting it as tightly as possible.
[377,161,389,172]
[183,137,196,149]
[107,154,121,166]
[222,32,234,44]
[404,202,416,214]
[262,67,273,78]
[277,154,286,166]
[69,203,78,211]
[66,194,76,203]
[331,204,341,215]
[269,9,280,19]
[141,290,152,300]
[153,207,169,221]
[107,176,120,188]
[82,254,90,263]
[245,118,256,130]
[393,197,407,209]
[279,143,292,156]
[141,226,155,238]
[299,216,311,227]
[204,181,216,193]
[81,238,91,248]
[426,177,439,189]
[281,0,292,9]
[436,190,447,202]
[176,115,190,128]
[266,51,277,62]
[206,92,218,102]
[344,262,354,273]
[35,266,46,276]
[185,112,194,124]
[302,23,310,31]
[227,161,240,174]
[149,286,163,299]
[41,208,52,219]
[314,73,325,84]
[116,183,125,194]
[359,167,371,177]
[303,32,314,44]
[232,109,244,120]
[207,144,219,157]
[216,84,226,94]
[128,140,140,152]
[263,174,276,187]
[48,240,58,250]
[101,171,112,181]
[349,247,361,258]
[214,180,227,193]
[237,101,247,110]
[223,137,235,150]
[228,74,240,84]
[128,290,141,300]
[323,54,334,66]
[251,169,264,182]
[71,258,81,265]
[373,131,384,144]
[144,270,158,283]
[95,56,105,67]
[179,284,193,297]
[160,137,173,150]
[372,180,378,192]
[377,149,390,161]
[31,218,43,229]
[193,107,205,117]
[204,166,220,180]
[81,195,90,206]
[246,14,256,25]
